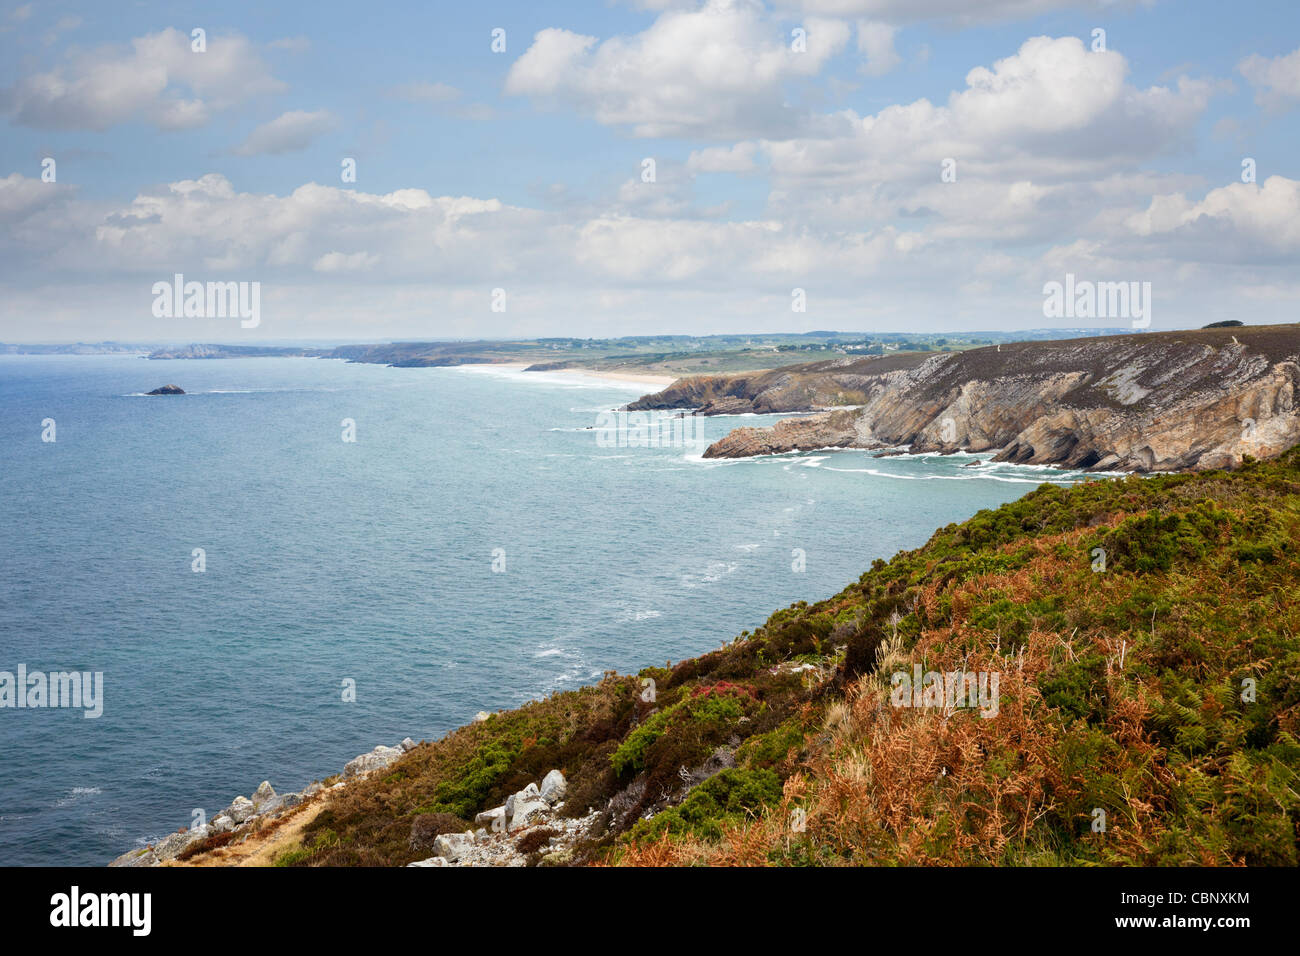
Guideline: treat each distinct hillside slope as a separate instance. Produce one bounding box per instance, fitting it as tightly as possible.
[206,449,1300,867]
[634,325,1300,472]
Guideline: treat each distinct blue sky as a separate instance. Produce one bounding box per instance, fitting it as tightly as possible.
[1,0,1298,341]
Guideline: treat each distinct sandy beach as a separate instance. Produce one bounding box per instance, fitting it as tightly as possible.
[486,362,678,388]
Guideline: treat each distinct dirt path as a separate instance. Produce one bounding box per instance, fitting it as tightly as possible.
[167,796,329,867]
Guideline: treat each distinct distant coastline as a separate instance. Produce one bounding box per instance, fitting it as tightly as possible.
[475,362,677,388]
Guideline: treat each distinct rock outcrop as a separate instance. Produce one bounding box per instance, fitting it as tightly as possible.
[343,745,404,777]
[627,351,932,417]
[409,770,599,867]
[539,769,567,805]
[146,384,185,395]
[109,739,419,867]
[633,325,1300,473]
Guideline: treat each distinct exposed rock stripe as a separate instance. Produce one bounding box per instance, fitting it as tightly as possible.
[632,326,1300,472]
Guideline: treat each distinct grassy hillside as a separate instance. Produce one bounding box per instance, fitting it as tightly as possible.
[285,450,1300,867]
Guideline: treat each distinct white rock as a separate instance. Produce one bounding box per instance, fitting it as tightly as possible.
[408,856,448,867]
[154,827,205,861]
[474,806,506,828]
[540,770,567,805]
[343,745,404,777]
[432,832,475,861]
[227,796,256,823]
[108,846,158,868]
[473,711,490,723]
[504,782,540,818]
[256,793,295,816]
[509,799,549,831]
[400,737,417,752]
[210,814,234,833]
[251,781,277,811]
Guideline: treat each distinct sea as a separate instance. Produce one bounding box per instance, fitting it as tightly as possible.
[0,354,1101,865]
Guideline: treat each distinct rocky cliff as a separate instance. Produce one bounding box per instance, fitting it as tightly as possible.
[627,351,932,416]
[631,326,1300,472]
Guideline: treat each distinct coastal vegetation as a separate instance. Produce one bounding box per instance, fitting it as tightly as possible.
[125,328,1135,376]
[269,446,1300,867]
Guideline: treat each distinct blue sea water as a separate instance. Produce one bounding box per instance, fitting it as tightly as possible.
[0,355,1098,866]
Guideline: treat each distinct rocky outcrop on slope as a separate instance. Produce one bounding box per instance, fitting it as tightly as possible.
[408,770,600,867]
[108,737,418,867]
[627,352,931,416]
[700,409,863,457]
[668,326,1300,473]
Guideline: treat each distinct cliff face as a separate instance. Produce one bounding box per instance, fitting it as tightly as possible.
[627,352,933,416]
[636,326,1300,472]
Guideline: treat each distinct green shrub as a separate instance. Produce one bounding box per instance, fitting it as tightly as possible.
[627,768,783,843]
[611,690,750,777]
[737,718,806,770]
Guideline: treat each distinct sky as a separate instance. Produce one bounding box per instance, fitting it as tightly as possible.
[1,0,1298,343]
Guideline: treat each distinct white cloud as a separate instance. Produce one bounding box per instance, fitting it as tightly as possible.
[856,21,900,76]
[3,164,1298,338]
[0,171,73,221]
[788,0,1144,25]
[1239,46,1300,111]
[687,142,759,173]
[1123,176,1300,259]
[755,36,1212,203]
[0,28,284,130]
[612,158,734,219]
[235,109,336,155]
[0,19,1288,340]
[32,174,518,281]
[314,251,380,273]
[505,0,851,138]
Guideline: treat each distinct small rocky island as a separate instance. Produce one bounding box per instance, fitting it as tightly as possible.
[146,384,185,395]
